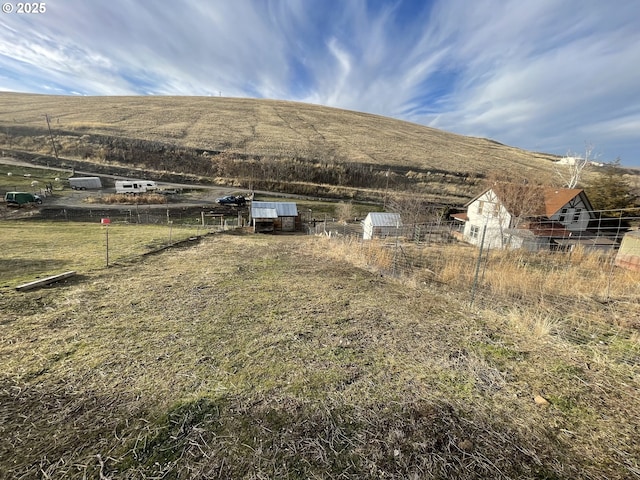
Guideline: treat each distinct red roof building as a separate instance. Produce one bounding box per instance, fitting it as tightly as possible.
[452,184,596,250]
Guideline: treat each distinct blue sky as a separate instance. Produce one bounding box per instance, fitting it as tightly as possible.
[1,0,639,166]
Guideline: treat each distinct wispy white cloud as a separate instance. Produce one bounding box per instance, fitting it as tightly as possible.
[404,0,640,162]
[0,0,638,165]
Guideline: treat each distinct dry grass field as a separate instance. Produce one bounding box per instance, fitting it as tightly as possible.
[0,92,557,172]
[1,229,639,479]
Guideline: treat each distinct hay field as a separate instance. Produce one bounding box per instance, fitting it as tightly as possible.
[0,92,559,179]
[1,231,639,478]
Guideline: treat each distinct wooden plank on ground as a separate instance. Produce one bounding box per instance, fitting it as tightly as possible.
[16,271,77,292]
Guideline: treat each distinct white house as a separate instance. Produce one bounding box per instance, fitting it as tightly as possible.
[452,185,595,250]
[555,156,604,168]
[362,212,402,240]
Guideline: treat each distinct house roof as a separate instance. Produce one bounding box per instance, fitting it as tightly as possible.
[451,212,468,222]
[541,188,586,216]
[521,220,572,238]
[251,201,298,217]
[364,212,402,227]
[467,184,590,217]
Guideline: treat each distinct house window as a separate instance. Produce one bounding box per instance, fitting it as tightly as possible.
[470,225,480,239]
[559,208,568,222]
[477,201,485,215]
[572,208,581,222]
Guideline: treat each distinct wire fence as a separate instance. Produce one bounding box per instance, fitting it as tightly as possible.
[307,219,460,241]
[37,205,247,229]
[311,208,640,244]
[317,221,640,368]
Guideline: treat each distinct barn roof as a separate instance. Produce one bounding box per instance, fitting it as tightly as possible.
[365,212,402,227]
[251,201,298,217]
[252,207,278,219]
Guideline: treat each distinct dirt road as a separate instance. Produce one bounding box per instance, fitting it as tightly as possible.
[0,156,246,209]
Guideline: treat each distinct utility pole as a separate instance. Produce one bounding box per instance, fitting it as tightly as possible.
[384,169,390,209]
[44,114,59,160]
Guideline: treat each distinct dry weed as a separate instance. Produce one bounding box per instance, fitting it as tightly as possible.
[503,307,560,339]
[86,193,168,204]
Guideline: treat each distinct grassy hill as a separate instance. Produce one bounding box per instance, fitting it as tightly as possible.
[1,227,639,479]
[0,92,562,204]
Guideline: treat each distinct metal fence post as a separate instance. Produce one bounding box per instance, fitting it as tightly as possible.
[470,224,487,306]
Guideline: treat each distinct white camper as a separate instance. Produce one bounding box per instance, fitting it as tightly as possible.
[69,176,102,190]
[115,180,158,194]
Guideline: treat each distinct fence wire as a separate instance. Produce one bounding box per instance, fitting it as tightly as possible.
[319,222,640,368]
[37,205,245,228]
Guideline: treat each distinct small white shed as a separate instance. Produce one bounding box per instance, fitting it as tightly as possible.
[362,212,402,240]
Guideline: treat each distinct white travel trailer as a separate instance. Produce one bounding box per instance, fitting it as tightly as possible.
[115,180,158,194]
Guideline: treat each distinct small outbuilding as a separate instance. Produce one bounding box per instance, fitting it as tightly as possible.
[614,231,640,272]
[251,201,299,233]
[362,212,402,240]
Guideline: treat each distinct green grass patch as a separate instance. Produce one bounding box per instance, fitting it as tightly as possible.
[0,220,203,287]
[0,163,68,193]
[470,341,527,367]
[547,394,597,422]
[551,361,585,379]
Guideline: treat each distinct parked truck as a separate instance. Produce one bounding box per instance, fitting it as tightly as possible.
[4,191,42,207]
[115,180,158,194]
[69,176,103,190]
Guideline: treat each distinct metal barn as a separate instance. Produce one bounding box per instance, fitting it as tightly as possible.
[251,201,299,233]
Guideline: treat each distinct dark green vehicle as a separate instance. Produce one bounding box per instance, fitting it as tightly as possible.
[4,191,43,207]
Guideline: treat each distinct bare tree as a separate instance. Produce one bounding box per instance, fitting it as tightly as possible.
[484,172,546,248]
[387,195,446,225]
[335,201,355,223]
[491,182,546,228]
[555,142,596,188]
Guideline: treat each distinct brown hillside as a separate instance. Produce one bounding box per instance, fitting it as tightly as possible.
[0,92,560,203]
